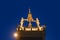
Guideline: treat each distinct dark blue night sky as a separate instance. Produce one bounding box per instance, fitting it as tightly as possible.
[0,0,60,40]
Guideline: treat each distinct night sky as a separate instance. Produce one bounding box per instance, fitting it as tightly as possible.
[0,0,60,40]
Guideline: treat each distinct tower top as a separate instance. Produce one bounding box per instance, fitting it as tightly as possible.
[16,8,46,31]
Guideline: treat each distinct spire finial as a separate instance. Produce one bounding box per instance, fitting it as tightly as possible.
[29,8,31,13]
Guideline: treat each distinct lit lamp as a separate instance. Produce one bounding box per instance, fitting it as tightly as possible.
[13,32,18,38]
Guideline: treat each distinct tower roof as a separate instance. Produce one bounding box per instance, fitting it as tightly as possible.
[16,8,46,31]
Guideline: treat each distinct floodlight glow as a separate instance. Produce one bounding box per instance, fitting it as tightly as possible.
[14,32,18,37]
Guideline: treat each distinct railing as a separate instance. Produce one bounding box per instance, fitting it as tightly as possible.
[16,26,45,31]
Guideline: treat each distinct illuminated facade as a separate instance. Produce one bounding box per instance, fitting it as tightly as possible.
[14,8,46,40]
